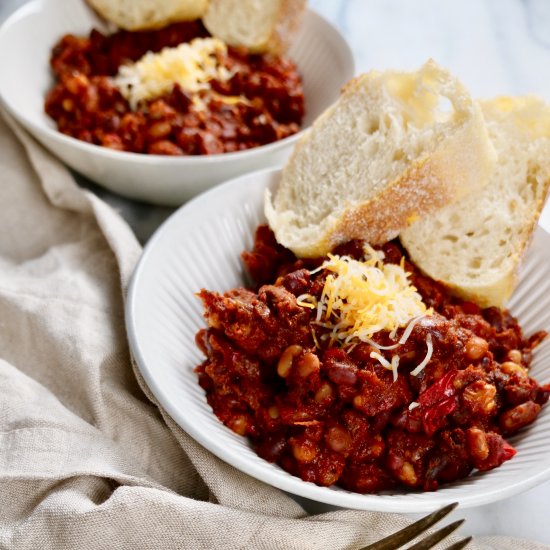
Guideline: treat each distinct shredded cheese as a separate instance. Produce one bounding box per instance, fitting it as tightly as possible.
[314,245,430,344]
[360,314,428,351]
[390,354,400,382]
[362,338,400,351]
[295,245,436,381]
[396,314,427,345]
[296,294,317,309]
[369,351,400,382]
[113,38,235,109]
[311,327,320,349]
[296,245,436,381]
[410,333,434,376]
[370,351,392,370]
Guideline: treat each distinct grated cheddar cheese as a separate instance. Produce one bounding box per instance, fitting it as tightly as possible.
[299,245,434,378]
[315,245,430,345]
[113,38,236,109]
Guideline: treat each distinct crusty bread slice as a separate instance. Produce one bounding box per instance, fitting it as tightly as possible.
[265,60,495,258]
[400,96,550,308]
[202,0,306,54]
[86,0,208,31]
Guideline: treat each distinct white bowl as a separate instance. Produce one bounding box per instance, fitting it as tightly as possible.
[126,167,550,512]
[0,0,354,206]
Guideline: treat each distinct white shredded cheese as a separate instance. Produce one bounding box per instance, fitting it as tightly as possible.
[359,313,429,351]
[410,333,434,376]
[390,354,400,382]
[113,38,234,109]
[370,351,392,370]
[362,338,400,351]
[369,351,400,382]
[397,314,427,345]
[315,300,323,322]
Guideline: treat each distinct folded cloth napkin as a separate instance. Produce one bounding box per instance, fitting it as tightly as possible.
[0,109,547,550]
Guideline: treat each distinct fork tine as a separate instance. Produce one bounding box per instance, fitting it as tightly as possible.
[445,536,473,550]
[406,519,465,550]
[359,502,458,550]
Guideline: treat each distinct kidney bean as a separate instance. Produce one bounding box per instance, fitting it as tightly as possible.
[324,349,358,386]
[278,268,311,296]
[176,128,199,154]
[350,465,397,493]
[255,432,287,463]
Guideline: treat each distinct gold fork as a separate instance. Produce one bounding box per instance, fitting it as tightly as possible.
[360,503,471,550]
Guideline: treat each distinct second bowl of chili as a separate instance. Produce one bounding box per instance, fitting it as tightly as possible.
[0,0,354,205]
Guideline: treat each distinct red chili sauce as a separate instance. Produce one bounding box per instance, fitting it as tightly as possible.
[45,22,305,155]
[195,225,549,493]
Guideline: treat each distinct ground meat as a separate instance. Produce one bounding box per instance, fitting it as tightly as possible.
[195,225,550,492]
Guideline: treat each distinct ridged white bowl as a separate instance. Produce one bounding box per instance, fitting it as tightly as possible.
[0,0,354,205]
[126,167,550,512]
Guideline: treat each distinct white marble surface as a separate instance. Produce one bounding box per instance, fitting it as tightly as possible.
[2,0,550,545]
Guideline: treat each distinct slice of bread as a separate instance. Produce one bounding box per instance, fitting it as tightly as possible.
[86,0,208,31]
[265,60,495,258]
[400,96,550,308]
[202,0,307,54]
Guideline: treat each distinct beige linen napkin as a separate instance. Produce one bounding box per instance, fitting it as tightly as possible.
[0,109,547,550]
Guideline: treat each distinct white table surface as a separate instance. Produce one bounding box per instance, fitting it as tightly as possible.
[2,0,550,545]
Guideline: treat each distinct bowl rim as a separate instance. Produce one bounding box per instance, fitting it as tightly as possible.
[0,0,354,165]
[125,165,550,512]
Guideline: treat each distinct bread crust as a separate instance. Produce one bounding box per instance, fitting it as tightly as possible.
[86,0,208,31]
[203,0,306,54]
